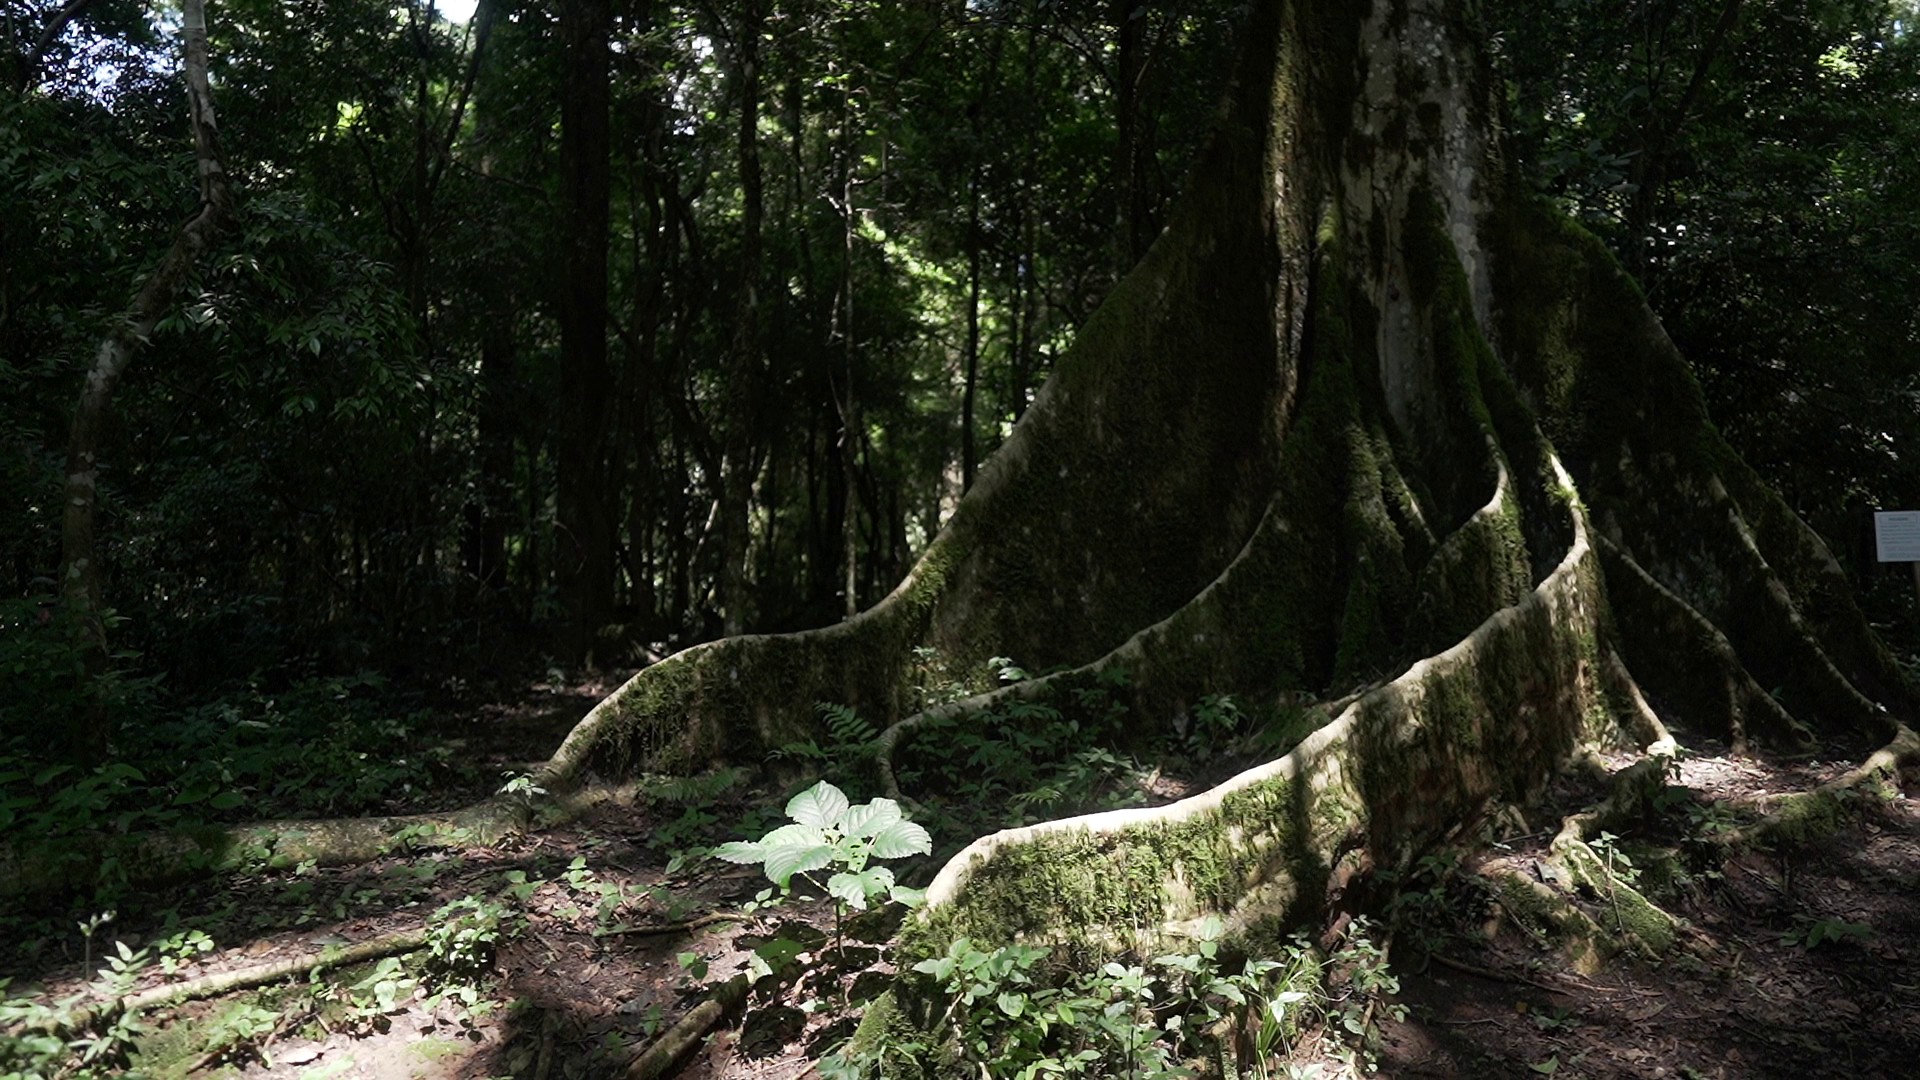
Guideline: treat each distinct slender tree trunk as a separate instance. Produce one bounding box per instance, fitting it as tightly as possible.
[57,0,229,761]
[465,301,516,590]
[963,161,982,492]
[1624,0,1743,285]
[555,0,615,662]
[719,0,766,637]
[1013,4,1041,423]
[1111,0,1150,262]
[837,56,859,621]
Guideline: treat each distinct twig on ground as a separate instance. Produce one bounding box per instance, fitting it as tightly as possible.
[604,912,747,937]
[624,974,751,1080]
[65,927,430,1031]
[1426,952,1573,996]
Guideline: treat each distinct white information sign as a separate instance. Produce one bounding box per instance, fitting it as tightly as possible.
[1874,511,1920,563]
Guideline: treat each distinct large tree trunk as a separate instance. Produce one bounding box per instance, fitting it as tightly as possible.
[540,0,1912,958]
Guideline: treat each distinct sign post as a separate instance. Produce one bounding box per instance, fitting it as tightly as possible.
[1872,511,1920,599]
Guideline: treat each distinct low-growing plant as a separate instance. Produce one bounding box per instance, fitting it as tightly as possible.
[0,932,159,1078]
[714,781,930,956]
[823,916,1403,1079]
[1780,912,1874,950]
[424,894,520,977]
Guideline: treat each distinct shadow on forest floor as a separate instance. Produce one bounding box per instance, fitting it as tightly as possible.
[7,679,1920,1080]
[1373,743,1920,1079]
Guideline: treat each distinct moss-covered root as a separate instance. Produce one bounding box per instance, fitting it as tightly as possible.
[902,458,1612,968]
[1489,197,1915,745]
[1722,723,1920,849]
[1599,647,1675,755]
[1475,857,1651,976]
[0,775,672,903]
[1597,537,1808,755]
[1525,749,1685,961]
[1467,749,1690,972]
[0,798,526,902]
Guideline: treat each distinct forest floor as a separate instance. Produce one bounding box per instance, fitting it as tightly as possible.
[5,677,1920,1079]
[1372,737,1920,1079]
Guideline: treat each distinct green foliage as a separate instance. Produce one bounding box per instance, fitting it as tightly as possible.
[714,779,930,985]
[896,664,1151,834]
[423,895,522,977]
[713,781,931,910]
[1588,831,1640,887]
[0,671,475,891]
[826,917,1402,1079]
[1186,693,1248,757]
[770,704,882,783]
[197,1000,281,1065]
[0,597,157,750]
[0,924,157,1079]
[1779,912,1874,950]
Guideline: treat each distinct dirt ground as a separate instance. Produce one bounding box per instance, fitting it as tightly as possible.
[6,678,1920,1080]
[1373,748,1920,1079]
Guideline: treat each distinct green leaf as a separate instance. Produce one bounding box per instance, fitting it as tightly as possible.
[997,992,1026,1018]
[838,798,903,839]
[785,781,850,829]
[208,791,245,811]
[913,956,956,982]
[764,843,837,887]
[753,936,808,971]
[868,819,933,859]
[1529,1057,1559,1075]
[758,823,827,849]
[676,951,708,980]
[711,841,765,864]
[826,867,895,910]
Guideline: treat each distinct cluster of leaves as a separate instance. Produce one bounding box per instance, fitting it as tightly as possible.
[0,917,162,1078]
[0,669,475,885]
[823,917,1402,1080]
[897,664,1152,832]
[714,781,932,924]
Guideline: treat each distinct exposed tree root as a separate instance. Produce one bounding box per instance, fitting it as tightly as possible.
[57,926,430,1033]
[1719,724,1920,849]
[0,806,506,902]
[1424,950,1572,996]
[904,434,1602,959]
[1596,537,1807,754]
[623,973,749,1080]
[0,777,659,903]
